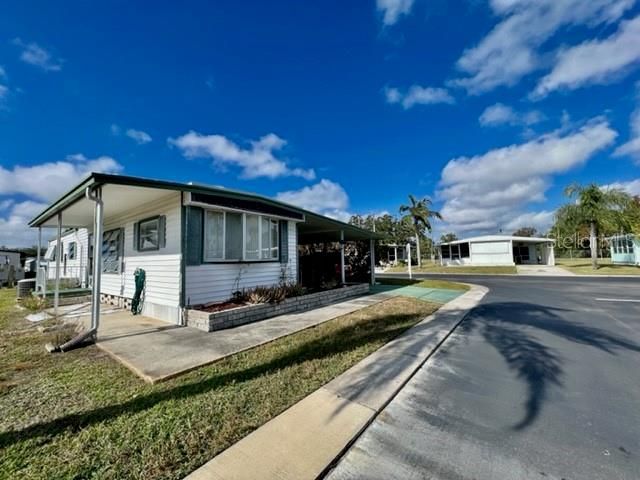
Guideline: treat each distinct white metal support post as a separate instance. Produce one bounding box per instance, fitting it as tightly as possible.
[53,212,62,315]
[407,243,412,280]
[369,238,376,285]
[340,230,346,285]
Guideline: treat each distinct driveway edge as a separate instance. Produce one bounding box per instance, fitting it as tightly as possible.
[184,284,488,480]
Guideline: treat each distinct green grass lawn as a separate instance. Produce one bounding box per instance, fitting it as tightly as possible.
[0,287,440,480]
[556,257,640,275]
[377,277,470,291]
[385,263,517,275]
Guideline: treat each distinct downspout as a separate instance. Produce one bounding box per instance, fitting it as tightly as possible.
[180,191,187,326]
[339,230,346,286]
[54,212,62,315]
[36,227,42,295]
[46,187,103,353]
[86,186,103,332]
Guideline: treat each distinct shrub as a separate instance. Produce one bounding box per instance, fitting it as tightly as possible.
[243,282,307,305]
[21,295,47,312]
[246,286,273,305]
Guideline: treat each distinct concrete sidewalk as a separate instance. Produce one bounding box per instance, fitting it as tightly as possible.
[516,265,576,276]
[185,284,488,480]
[94,291,396,383]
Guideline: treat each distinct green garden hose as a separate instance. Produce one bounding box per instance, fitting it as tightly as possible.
[131,268,145,315]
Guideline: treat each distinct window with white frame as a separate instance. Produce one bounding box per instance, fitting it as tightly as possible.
[204,210,279,261]
[135,216,166,251]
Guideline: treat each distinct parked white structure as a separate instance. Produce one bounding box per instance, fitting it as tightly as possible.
[438,235,555,266]
[29,173,378,330]
[43,228,90,286]
[0,250,24,286]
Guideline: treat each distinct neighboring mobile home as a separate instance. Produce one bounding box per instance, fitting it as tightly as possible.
[29,173,378,326]
[43,228,90,287]
[608,234,640,265]
[438,235,555,266]
[0,250,24,286]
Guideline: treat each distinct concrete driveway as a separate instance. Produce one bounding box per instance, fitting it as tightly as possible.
[325,275,640,480]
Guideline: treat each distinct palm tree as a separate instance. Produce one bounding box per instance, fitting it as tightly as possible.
[399,195,443,268]
[564,183,629,269]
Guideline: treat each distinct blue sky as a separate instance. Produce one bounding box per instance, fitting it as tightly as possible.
[1,0,640,246]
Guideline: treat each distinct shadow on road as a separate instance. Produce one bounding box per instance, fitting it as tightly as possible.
[461,302,640,430]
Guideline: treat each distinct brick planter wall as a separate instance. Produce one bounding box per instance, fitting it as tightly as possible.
[186,283,370,332]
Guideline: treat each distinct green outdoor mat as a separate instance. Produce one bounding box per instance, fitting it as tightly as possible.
[371,284,463,304]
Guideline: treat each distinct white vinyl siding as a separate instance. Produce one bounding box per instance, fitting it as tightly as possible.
[46,228,90,283]
[469,241,513,265]
[186,220,297,306]
[100,192,182,323]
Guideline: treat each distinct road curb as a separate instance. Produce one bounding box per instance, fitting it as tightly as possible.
[184,284,488,480]
[380,272,639,278]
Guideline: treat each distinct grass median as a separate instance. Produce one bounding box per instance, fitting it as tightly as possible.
[0,287,441,480]
[555,257,640,275]
[385,264,517,274]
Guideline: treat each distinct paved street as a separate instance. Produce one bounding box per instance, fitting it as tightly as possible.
[326,275,640,480]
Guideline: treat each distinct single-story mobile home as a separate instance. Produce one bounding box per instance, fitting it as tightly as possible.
[43,228,90,287]
[608,234,639,265]
[0,250,24,286]
[438,235,555,266]
[381,243,408,265]
[29,173,378,329]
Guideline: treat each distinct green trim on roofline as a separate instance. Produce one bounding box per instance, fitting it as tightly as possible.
[28,172,382,240]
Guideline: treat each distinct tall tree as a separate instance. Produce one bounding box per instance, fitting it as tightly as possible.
[440,232,458,243]
[563,183,630,269]
[399,195,442,267]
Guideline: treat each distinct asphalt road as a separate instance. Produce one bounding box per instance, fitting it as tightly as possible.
[325,274,640,480]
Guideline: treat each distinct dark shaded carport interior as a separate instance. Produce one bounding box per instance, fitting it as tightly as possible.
[297,212,381,288]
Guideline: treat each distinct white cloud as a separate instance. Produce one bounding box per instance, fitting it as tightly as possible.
[0,155,122,246]
[0,154,123,202]
[111,124,152,145]
[613,84,640,164]
[0,201,48,247]
[451,0,634,94]
[479,103,544,127]
[169,131,315,180]
[438,118,617,233]
[602,178,640,195]
[126,128,152,145]
[504,210,556,233]
[12,38,62,72]
[385,85,455,109]
[276,179,351,221]
[377,0,415,26]
[0,67,8,105]
[534,16,640,98]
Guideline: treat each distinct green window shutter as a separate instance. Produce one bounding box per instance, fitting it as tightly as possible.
[185,207,203,266]
[279,220,289,264]
[133,221,140,251]
[158,215,167,249]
